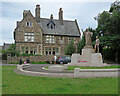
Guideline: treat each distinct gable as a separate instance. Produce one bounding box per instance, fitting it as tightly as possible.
[14,10,43,43]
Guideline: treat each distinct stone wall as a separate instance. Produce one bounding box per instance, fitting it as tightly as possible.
[8,55,61,63]
[43,35,80,55]
[74,68,120,78]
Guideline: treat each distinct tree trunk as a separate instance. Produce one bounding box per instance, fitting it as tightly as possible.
[115,51,118,63]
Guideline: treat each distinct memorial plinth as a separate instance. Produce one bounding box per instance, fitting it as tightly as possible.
[66,48,107,67]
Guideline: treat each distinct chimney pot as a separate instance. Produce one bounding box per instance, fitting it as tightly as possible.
[59,8,63,25]
[36,4,40,7]
[35,4,40,22]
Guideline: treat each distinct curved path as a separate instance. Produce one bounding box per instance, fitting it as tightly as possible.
[15,64,74,78]
[24,65,73,73]
[14,64,120,78]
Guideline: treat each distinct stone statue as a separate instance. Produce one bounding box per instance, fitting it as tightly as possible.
[82,28,93,48]
[95,36,100,53]
[74,41,78,53]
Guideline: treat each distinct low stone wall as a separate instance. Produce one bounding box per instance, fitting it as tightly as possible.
[8,55,56,63]
[74,68,120,78]
[48,65,68,71]
[2,60,7,64]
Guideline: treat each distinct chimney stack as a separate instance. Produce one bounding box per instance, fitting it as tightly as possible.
[35,4,40,22]
[23,10,30,18]
[59,8,63,25]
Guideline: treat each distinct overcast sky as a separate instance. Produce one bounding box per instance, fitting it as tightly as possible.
[0,0,115,45]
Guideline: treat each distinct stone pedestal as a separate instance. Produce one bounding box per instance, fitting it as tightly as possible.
[82,48,94,64]
[91,53,107,67]
[71,53,81,65]
[66,48,107,67]
[91,53,103,65]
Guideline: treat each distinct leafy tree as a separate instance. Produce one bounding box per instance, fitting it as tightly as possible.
[77,36,85,54]
[109,0,120,12]
[95,0,120,62]
[65,39,75,56]
[6,44,20,57]
[1,44,20,60]
[96,11,111,36]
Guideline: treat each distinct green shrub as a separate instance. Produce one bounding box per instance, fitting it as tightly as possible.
[20,53,42,57]
[8,62,19,64]
[102,48,116,61]
[34,54,42,56]
[65,39,75,56]
[31,61,49,64]
[20,53,33,56]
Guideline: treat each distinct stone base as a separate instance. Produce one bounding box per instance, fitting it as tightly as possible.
[48,65,68,71]
[67,48,107,67]
[66,63,108,67]
[84,45,93,49]
[71,53,81,65]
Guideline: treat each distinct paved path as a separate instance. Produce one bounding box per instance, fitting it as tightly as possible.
[23,64,73,73]
[15,64,74,78]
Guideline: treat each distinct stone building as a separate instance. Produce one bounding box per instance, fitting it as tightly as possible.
[2,43,11,50]
[14,5,81,56]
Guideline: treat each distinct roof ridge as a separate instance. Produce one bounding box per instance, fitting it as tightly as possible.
[40,18,75,22]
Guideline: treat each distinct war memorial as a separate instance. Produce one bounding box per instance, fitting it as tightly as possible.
[66,28,107,67]
[16,28,120,78]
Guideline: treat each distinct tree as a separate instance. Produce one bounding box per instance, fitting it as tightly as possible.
[1,44,20,60]
[6,44,20,57]
[95,0,120,62]
[96,11,111,36]
[77,36,85,54]
[65,39,75,56]
[109,0,120,12]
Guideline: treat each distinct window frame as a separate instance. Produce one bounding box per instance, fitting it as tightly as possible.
[46,35,55,43]
[45,47,59,55]
[26,22,33,27]
[24,32,34,42]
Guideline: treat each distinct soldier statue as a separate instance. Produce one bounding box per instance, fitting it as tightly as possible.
[74,41,78,53]
[95,36,100,53]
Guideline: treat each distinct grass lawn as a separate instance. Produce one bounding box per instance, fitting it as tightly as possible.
[44,65,120,70]
[67,65,120,70]
[1,66,119,94]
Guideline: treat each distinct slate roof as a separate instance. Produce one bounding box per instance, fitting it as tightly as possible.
[37,18,80,37]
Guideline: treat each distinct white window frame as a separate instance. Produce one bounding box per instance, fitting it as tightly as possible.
[60,36,63,44]
[46,35,55,43]
[24,32,34,42]
[26,22,33,27]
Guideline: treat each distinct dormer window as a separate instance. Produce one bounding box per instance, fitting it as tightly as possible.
[47,23,55,29]
[47,14,55,29]
[26,22,33,27]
